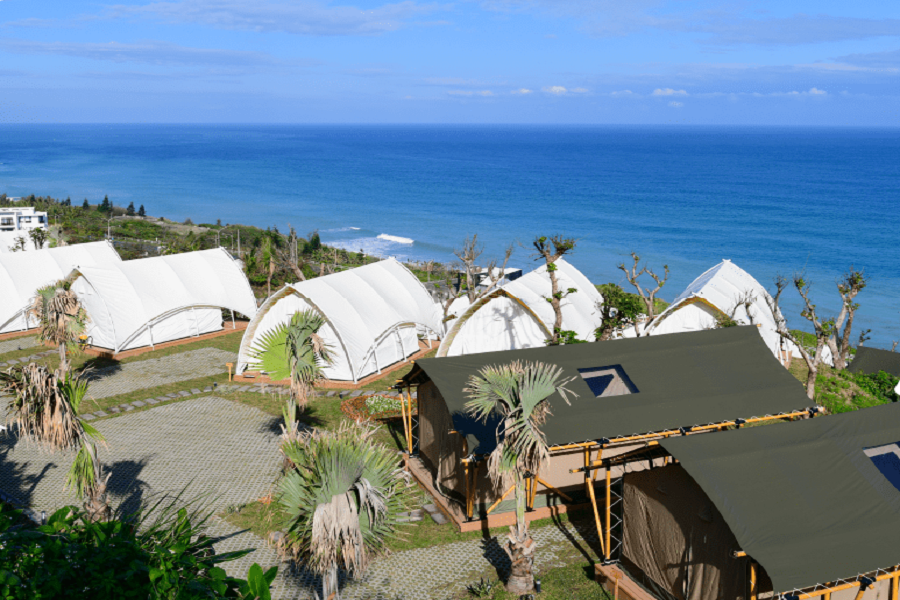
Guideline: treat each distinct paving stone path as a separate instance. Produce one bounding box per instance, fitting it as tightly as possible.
[0,397,281,515]
[210,513,599,600]
[85,348,237,399]
[0,336,41,356]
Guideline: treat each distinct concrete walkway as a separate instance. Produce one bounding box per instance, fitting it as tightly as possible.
[85,348,237,399]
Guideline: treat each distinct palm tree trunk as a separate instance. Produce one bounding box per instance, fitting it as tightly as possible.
[505,475,535,595]
[58,343,67,373]
[321,565,339,600]
[82,441,111,522]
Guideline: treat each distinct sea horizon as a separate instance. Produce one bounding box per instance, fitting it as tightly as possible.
[2,123,899,348]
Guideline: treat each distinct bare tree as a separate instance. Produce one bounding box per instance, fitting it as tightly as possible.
[278,227,307,282]
[712,289,758,329]
[533,235,577,345]
[892,341,898,352]
[441,236,513,320]
[827,268,868,370]
[618,252,670,336]
[765,275,833,400]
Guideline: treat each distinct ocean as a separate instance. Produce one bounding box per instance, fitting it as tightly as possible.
[1,124,898,348]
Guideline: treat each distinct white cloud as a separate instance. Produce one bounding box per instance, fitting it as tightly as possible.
[543,85,567,95]
[511,88,532,94]
[652,88,688,96]
[807,87,827,95]
[104,0,445,37]
[668,101,683,107]
[0,38,286,67]
[447,90,494,96]
[610,89,633,97]
[571,87,589,93]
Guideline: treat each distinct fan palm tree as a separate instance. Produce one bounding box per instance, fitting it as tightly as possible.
[465,360,577,595]
[0,364,111,522]
[278,421,410,600]
[248,310,334,422]
[31,281,89,374]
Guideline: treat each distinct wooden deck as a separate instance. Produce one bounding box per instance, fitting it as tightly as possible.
[406,454,589,533]
[83,320,248,360]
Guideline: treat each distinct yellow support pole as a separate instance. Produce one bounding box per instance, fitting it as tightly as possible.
[584,448,606,557]
[605,463,612,561]
[486,483,516,515]
[749,561,758,600]
[463,461,472,520]
[891,574,900,600]
[405,386,414,453]
[536,477,573,502]
[399,391,410,454]
[854,586,868,600]
[823,592,831,600]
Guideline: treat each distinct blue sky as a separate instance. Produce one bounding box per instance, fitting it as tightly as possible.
[0,0,898,123]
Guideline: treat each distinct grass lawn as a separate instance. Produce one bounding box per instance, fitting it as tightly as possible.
[450,562,612,600]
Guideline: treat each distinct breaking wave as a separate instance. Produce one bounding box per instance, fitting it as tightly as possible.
[377,233,414,244]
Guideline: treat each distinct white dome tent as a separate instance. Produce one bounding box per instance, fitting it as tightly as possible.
[644,259,797,363]
[69,248,257,353]
[236,258,443,383]
[437,258,604,357]
[0,241,121,334]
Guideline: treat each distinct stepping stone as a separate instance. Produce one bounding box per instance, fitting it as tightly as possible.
[203,387,213,392]
[120,404,134,412]
[178,391,191,397]
[190,388,201,395]
[108,407,121,413]
[144,398,158,405]
[155,397,169,403]
[397,509,425,523]
[350,391,361,398]
[240,385,253,392]
[166,392,179,398]
[94,410,108,417]
[131,400,145,408]
[326,391,335,397]
[81,414,96,421]
[428,511,448,525]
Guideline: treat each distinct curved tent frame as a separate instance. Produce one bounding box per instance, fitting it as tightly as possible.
[437,258,603,357]
[0,241,121,334]
[236,258,443,383]
[69,248,257,353]
[645,259,796,361]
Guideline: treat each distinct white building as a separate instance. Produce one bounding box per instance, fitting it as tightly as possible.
[0,207,48,233]
[0,207,50,252]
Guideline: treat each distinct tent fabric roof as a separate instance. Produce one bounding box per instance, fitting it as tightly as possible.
[404,326,811,454]
[438,258,603,355]
[237,258,443,381]
[661,403,900,593]
[0,241,121,330]
[646,260,791,357]
[847,346,900,377]
[72,248,256,353]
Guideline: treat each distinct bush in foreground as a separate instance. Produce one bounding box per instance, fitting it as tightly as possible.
[0,500,276,600]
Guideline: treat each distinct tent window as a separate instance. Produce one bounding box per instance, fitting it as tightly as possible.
[578,365,639,398]
[865,442,900,492]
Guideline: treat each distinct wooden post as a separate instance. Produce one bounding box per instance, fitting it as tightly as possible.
[399,390,410,454]
[605,462,612,561]
[463,460,472,520]
[405,386,414,453]
[584,448,606,557]
[226,362,233,382]
[749,561,758,600]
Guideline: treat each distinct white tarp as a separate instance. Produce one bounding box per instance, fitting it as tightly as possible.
[236,258,443,382]
[0,241,121,334]
[645,259,798,362]
[70,248,257,353]
[437,258,604,357]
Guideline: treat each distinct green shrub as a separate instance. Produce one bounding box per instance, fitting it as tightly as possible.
[0,499,276,600]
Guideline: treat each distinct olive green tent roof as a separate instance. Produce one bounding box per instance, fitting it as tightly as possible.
[402,326,811,453]
[848,346,900,378]
[661,403,900,593]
